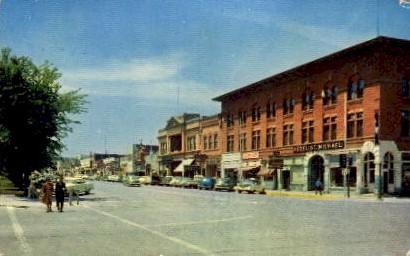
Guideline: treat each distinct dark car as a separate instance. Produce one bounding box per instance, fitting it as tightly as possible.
[151,175,161,185]
[198,177,216,190]
[159,176,173,186]
[214,177,237,191]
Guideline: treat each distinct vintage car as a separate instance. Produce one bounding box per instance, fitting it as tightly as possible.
[122,174,141,186]
[234,178,265,194]
[65,178,94,195]
[159,176,173,186]
[107,175,121,182]
[198,177,216,190]
[169,176,183,187]
[138,176,151,185]
[214,177,237,192]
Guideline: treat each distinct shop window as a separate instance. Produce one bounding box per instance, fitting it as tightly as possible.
[330,168,344,187]
[364,152,375,186]
[251,130,260,150]
[347,112,363,138]
[384,152,394,184]
[239,133,247,152]
[348,79,365,100]
[213,134,218,149]
[401,78,409,97]
[283,98,294,115]
[252,105,261,122]
[323,116,337,141]
[266,101,276,118]
[302,90,314,111]
[302,120,314,144]
[238,111,247,126]
[226,135,234,152]
[283,124,294,146]
[266,127,276,148]
[401,110,410,137]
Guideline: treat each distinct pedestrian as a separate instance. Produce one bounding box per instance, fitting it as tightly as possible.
[315,179,323,195]
[55,176,66,212]
[28,182,37,200]
[41,178,54,212]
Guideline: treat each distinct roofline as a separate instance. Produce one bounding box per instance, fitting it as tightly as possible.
[212,36,410,102]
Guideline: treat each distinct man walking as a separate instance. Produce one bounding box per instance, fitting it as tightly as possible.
[315,179,323,195]
[55,176,66,212]
[41,178,54,212]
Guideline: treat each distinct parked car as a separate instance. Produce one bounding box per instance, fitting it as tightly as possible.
[107,175,121,182]
[214,177,237,191]
[138,176,151,185]
[198,177,216,190]
[160,176,173,186]
[170,176,183,187]
[65,178,94,195]
[150,174,161,185]
[123,174,141,186]
[234,178,265,194]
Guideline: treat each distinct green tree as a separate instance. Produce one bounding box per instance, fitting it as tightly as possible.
[0,48,86,187]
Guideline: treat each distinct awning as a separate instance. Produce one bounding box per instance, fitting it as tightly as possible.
[173,159,195,173]
[257,168,274,177]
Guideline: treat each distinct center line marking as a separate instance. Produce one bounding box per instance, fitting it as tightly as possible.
[148,215,253,227]
[82,204,215,256]
[7,207,32,256]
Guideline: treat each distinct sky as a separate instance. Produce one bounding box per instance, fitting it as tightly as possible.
[1,0,410,157]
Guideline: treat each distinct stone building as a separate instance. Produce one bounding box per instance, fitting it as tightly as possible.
[213,36,410,195]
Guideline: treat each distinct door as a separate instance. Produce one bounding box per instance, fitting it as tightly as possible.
[383,171,389,193]
[282,170,290,190]
[309,155,325,191]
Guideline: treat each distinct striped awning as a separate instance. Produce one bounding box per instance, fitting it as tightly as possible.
[173,159,195,173]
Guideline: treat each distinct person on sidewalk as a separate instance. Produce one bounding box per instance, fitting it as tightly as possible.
[55,177,66,212]
[315,179,323,195]
[41,178,54,212]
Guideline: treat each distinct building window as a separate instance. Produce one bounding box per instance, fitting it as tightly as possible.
[213,134,218,149]
[364,152,375,186]
[160,142,167,154]
[348,79,365,100]
[266,127,276,148]
[347,112,363,138]
[251,106,261,122]
[239,133,247,152]
[322,85,338,105]
[251,130,260,150]
[302,90,314,111]
[203,136,208,150]
[401,110,410,137]
[238,111,247,126]
[302,120,314,144]
[226,113,234,127]
[384,152,394,185]
[266,101,276,118]
[283,98,295,115]
[401,78,409,97]
[208,135,212,149]
[283,124,294,146]
[227,135,234,152]
[323,116,337,141]
[187,136,196,151]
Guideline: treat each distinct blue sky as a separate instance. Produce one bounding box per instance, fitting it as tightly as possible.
[1,0,410,157]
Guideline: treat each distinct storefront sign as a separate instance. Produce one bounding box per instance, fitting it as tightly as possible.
[293,141,345,153]
[242,151,259,160]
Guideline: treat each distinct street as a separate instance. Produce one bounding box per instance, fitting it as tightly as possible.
[1,182,410,256]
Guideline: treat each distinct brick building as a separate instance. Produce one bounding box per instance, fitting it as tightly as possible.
[213,36,410,195]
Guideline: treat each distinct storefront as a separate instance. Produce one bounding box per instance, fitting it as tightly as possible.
[204,156,221,177]
[221,153,241,178]
[240,152,261,179]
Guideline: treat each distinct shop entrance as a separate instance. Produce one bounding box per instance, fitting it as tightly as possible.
[309,155,324,191]
[281,170,290,190]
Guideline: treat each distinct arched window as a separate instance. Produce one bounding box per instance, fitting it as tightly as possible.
[363,152,375,187]
[302,89,314,110]
[383,152,394,185]
[348,76,365,100]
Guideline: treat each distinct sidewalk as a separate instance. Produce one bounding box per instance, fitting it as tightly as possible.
[0,194,41,208]
[265,189,410,202]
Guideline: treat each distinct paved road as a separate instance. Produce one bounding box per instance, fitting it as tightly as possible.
[1,182,410,256]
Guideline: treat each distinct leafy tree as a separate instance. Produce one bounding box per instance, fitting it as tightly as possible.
[0,48,86,187]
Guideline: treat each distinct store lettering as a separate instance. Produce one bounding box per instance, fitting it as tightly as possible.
[293,141,345,153]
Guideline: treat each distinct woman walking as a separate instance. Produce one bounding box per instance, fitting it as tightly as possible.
[41,178,54,212]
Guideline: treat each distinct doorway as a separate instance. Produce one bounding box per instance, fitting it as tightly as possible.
[281,170,290,190]
[309,155,324,190]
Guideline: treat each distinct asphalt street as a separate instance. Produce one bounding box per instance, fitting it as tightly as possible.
[1,181,410,256]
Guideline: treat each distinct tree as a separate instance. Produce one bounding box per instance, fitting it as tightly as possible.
[0,48,86,187]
